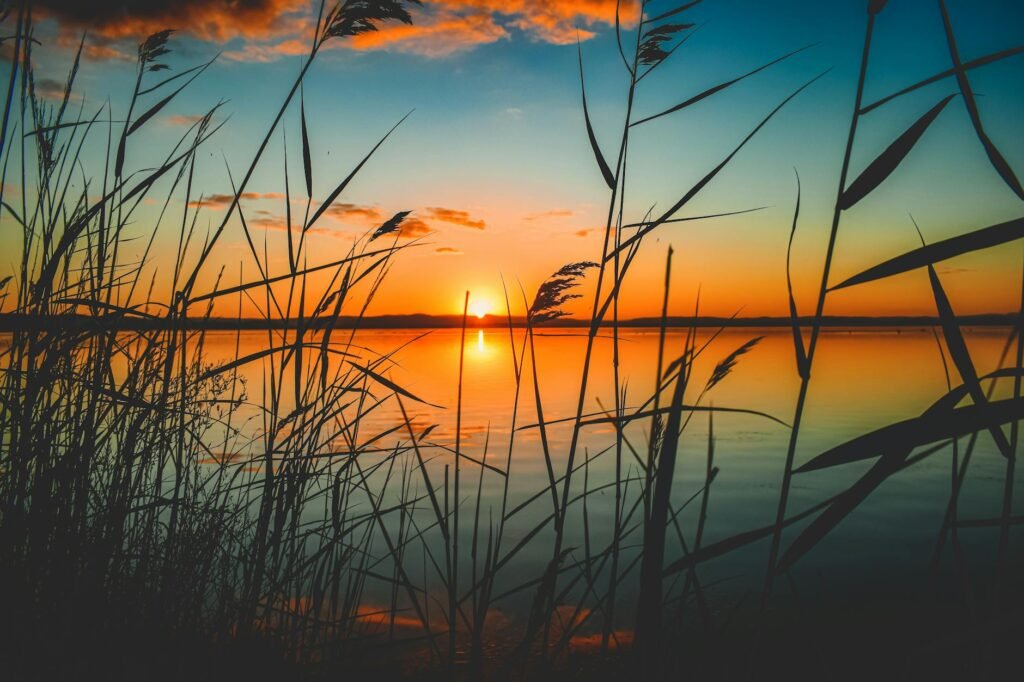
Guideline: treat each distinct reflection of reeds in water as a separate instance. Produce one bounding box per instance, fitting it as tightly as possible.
[1,0,1023,680]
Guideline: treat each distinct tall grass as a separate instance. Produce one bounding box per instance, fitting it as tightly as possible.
[1,0,1023,680]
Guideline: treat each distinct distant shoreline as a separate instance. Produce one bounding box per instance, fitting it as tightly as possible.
[0,312,1018,332]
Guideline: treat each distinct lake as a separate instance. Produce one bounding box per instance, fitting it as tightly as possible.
[183,325,1019,632]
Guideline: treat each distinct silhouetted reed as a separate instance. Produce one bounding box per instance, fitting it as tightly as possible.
[1,1,1023,680]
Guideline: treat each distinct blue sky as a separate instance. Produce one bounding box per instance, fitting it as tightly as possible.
[5,0,1024,317]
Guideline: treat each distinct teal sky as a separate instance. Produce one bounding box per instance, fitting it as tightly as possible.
[6,0,1024,318]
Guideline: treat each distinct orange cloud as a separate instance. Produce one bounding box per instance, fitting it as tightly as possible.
[53,31,135,61]
[526,208,576,221]
[350,9,506,57]
[37,0,639,61]
[222,37,311,63]
[223,8,508,61]
[426,206,485,230]
[214,200,428,239]
[435,246,463,255]
[339,2,641,55]
[324,203,385,223]
[164,113,206,126]
[188,191,285,209]
[441,0,639,45]
[397,215,431,238]
[249,215,346,239]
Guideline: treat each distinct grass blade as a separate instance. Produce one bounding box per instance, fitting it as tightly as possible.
[610,69,828,260]
[649,0,703,24]
[631,44,815,128]
[795,397,1024,473]
[830,216,1024,291]
[127,56,216,136]
[301,88,313,197]
[578,39,616,190]
[305,111,412,231]
[839,94,956,210]
[939,0,1024,199]
[777,449,910,574]
[348,361,443,409]
[859,43,1024,115]
[787,170,808,379]
[926,260,1013,458]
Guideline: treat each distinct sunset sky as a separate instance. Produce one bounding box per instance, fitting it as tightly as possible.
[5,0,1024,319]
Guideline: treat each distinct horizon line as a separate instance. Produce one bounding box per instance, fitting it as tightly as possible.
[0,311,1018,332]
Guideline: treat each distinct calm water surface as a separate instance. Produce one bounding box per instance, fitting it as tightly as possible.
[186,326,1020,622]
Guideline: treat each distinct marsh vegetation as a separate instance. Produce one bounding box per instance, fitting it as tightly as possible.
[1,1,1023,680]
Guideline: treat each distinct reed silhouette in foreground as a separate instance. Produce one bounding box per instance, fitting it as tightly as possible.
[1,1,1023,680]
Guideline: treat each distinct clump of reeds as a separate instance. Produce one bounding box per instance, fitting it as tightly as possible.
[2,0,1023,680]
[0,1,448,678]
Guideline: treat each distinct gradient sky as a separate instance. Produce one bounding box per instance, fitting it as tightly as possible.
[5,0,1024,319]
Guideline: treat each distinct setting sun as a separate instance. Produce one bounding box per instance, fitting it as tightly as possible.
[469,298,492,319]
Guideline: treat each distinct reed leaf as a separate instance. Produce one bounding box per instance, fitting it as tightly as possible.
[838,94,955,210]
[578,41,616,190]
[787,170,808,379]
[610,69,827,259]
[348,361,443,408]
[859,44,1024,115]
[520,403,790,430]
[126,58,216,136]
[301,89,313,197]
[631,44,815,127]
[777,448,908,574]
[649,0,704,24]
[636,351,688,656]
[305,111,411,231]
[939,0,1024,199]
[198,344,358,383]
[830,216,1024,291]
[926,261,1013,458]
[664,496,837,575]
[795,397,1024,473]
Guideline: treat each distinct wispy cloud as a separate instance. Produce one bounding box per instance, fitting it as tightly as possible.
[435,246,463,255]
[314,204,476,236]
[525,208,575,221]
[324,203,385,223]
[165,113,207,127]
[187,191,285,209]
[426,206,485,230]
[223,38,312,63]
[249,215,346,240]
